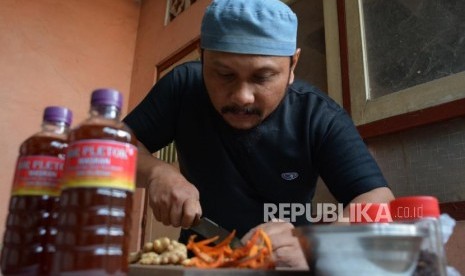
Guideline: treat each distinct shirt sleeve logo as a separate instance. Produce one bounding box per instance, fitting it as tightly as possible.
[281,172,299,181]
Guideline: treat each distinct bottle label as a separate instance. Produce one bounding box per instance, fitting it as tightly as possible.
[12,156,65,196]
[62,140,137,192]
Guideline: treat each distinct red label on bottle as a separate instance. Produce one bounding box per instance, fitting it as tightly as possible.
[12,156,65,196]
[62,140,137,192]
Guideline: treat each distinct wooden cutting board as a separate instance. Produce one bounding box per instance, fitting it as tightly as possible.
[129,264,310,275]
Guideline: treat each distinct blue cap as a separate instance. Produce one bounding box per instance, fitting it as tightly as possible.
[200,0,298,56]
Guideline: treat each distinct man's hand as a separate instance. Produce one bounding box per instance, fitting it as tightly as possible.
[241,220,309,270]
[147,165,202,228]
[136,142,202,228]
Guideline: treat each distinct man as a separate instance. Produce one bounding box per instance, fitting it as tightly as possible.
[124,0,394,269]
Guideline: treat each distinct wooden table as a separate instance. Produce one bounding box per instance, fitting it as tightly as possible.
[129,264,310,275]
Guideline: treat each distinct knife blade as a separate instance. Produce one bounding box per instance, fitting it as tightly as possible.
[189,217,244,249]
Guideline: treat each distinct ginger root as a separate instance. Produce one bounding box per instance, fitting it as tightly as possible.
[130,237,188,266]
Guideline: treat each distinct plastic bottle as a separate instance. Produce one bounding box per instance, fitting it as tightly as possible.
[1,106,72,275]
[390,196,447,276]
[52,89,137,275]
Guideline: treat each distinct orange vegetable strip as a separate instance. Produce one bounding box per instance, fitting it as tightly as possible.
[189,244,214,263]
[190,258,213,268]
[193,235,220,246]
[248,244,258,257]
[185,228,275,269]
[259,229,273,254]
[212,230,236,249]
[206,251,225,268]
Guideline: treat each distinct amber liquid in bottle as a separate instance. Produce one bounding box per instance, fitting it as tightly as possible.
[1,135,68,275]
[53,122,137,275]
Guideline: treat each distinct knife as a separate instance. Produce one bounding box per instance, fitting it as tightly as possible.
[189,217,244,249]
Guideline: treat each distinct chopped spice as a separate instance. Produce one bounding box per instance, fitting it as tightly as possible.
[184,228,275,269]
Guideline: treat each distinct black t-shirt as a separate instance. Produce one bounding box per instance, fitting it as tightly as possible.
[123,61,388,239]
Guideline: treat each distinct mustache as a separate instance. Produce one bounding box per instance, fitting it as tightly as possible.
[221,105,262,116]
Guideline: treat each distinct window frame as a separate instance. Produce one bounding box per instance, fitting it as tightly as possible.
[325,0,465,139]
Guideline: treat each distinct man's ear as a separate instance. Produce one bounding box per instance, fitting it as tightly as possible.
[289,48,301,85]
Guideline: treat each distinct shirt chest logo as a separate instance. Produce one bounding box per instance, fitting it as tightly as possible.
[281,172,299,181]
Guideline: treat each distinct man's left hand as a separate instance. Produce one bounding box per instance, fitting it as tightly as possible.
[241,220,309,270]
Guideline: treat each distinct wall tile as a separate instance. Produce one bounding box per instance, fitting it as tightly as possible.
[368,117,465,202]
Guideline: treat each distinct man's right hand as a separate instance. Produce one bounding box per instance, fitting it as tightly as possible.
[136,142,202,228]
[147,165,202,228]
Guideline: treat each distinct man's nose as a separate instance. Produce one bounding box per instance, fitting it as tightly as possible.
[230,83,254,105]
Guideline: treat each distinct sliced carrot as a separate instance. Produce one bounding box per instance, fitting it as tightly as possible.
[184,228,275,269]
[259,229,273,254]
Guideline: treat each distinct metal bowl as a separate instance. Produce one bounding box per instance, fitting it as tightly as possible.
[293,224,426,276]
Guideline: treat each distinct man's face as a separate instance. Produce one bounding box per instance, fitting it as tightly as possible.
[203,50,299,130]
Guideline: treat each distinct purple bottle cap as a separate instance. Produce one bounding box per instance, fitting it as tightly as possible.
[43,106,73,126]
[91,88,123,110]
